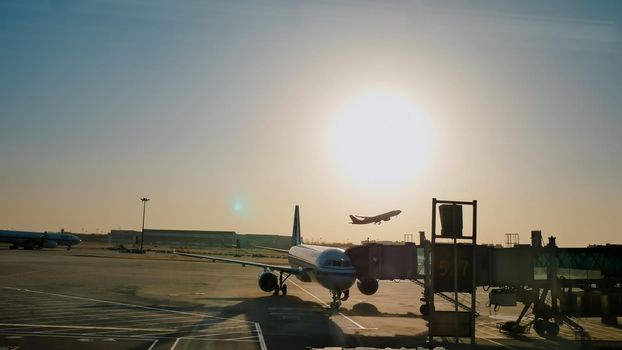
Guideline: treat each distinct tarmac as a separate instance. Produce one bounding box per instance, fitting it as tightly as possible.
[1,244,621,349]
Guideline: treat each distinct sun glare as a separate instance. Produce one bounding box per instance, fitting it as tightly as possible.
[328,91,433,188]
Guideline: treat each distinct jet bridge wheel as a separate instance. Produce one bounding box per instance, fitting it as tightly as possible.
[547,322,560,338]
[419,303,433,316]
[281,284,287,295]
[534,318,559,339]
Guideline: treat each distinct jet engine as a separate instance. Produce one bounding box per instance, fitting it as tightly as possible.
[258,271,278,292]
[356,276,379,295]
[41,241,58,248]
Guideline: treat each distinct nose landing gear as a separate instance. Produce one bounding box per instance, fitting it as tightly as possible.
[330,291,341,311]
[329,289,350,311]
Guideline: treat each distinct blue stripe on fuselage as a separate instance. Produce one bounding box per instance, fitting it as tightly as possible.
[288,255,356,276]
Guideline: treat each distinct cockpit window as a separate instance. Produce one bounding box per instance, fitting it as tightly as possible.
[324,259,352,267]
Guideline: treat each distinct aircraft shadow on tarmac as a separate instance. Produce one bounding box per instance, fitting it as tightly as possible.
[199,295,346,349]
[340,302,420,319]
[115,292,620,350]
[198,296,430,349]
[75,291,425,348]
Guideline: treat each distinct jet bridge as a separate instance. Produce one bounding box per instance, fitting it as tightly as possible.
[345,237,479,316]
[345,200,622,341]
[481,235,622,339]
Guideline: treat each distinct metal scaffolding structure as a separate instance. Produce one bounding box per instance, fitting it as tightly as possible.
[427,198,477,346]
[345,198,622,344]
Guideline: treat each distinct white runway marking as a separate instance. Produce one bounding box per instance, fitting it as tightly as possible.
[181,335,260,341]
[0,286,266,349]
[147,339,159,350]
[170,337,181,350]
[255,322,268,350]
[1,303,82,315]
[0,331,157,341]
[188,324,253,332]
[288,280,376,330]
[0,323,174,332]
[1,286,252,323]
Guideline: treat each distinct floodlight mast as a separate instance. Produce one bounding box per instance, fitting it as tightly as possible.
[140,197,150,252]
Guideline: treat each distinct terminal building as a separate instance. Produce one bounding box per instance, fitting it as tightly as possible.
[108,229,291,249]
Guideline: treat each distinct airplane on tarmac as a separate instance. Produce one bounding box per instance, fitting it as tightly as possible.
[0,230,81,250]
[175,205,356,310]
[349,209,402,225]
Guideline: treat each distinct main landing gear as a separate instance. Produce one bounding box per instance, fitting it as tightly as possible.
[273,271,291,296]
[329,290,350,311]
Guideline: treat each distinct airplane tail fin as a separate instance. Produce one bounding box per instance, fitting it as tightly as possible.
[349,215,362,224]
[292,205,301,246]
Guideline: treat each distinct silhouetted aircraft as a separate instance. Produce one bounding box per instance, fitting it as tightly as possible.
[0,230,81,250]
[349,210,402,225]
[176,205,356,310]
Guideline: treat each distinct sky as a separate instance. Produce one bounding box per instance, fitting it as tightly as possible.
[1,0,621,247]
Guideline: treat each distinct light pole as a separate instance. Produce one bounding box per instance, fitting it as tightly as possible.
[140,197,149,252]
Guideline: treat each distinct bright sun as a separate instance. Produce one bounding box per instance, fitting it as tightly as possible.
[328,91,433,187]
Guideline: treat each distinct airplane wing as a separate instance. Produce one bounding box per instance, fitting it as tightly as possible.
[354,215,372,219]
[254,246,290,254]
[175,252,301,274]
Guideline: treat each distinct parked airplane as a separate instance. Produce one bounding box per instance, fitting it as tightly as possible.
[0,230,81,250]
[176,205,356,310]
[349,210,402,225]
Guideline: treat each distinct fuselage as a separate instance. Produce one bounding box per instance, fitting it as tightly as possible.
[381,210,401,218]
[287,244,356,292]
[376,210,402,220]
[352,209,402,224]
[0,230,81,249]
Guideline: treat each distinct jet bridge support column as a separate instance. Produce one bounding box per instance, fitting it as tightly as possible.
[420,231,432,316]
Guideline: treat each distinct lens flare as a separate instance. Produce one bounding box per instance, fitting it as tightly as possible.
[230,195,249,218]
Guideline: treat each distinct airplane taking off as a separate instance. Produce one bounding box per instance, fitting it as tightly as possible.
[176,205,356,310]
[0,230,81,250]
[349,210,402,225]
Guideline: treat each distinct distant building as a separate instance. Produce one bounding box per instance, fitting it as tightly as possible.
[108,229,290,249]
[237,233,291,249]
